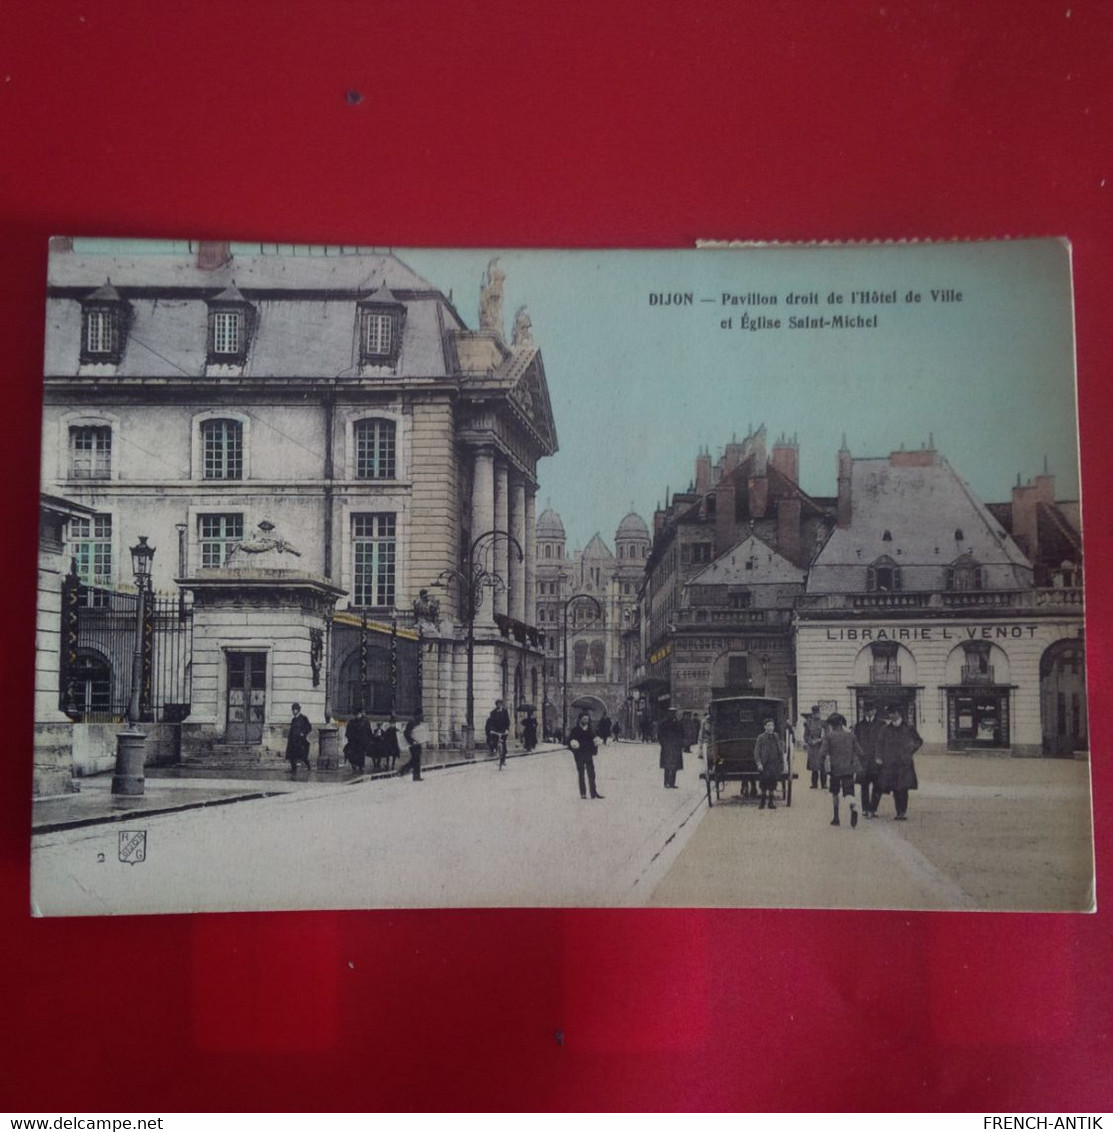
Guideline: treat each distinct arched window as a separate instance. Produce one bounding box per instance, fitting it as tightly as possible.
[589,640,605,675]
[337,645,393,715]
[63,648,112,721]
[201,418,243,480]
[354,418,396,479]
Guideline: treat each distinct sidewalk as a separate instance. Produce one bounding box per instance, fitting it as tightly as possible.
[31,742,567,834]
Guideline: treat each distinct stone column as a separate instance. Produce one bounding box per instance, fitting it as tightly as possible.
[471,446,496,624]
[509,477,527,623]
[494,459,509,618]
[524,488,537,627]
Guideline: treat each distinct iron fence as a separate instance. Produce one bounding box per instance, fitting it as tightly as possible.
[60,568,192,723]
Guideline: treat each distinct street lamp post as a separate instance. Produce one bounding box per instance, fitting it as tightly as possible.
[561,592,604,739]
[438,528,523,755]
[113,535,155,796]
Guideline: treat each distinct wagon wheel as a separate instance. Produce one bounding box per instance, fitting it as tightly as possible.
[786,773,792,807]
[704,765,714,808]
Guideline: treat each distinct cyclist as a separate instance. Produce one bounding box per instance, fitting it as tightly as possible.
[485,699,511,768]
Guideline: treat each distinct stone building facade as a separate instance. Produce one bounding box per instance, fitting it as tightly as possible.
[795,443,1085,755]
[38,240,557,772]
[534,508,650,734]
[633,426,833,725]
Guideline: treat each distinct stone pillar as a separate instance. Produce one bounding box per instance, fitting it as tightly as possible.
[471,446,496,623]
[524,488,537,626]
[509,477,527,623]
[494,459,509,618]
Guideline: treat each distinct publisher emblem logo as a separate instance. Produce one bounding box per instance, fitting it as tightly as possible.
[118,830,147,865]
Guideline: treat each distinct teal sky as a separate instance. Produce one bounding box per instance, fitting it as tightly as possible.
[68,238,1079,553]
[402,241,1078,551]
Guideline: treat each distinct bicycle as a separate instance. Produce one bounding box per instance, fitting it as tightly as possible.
[487,730,509,769]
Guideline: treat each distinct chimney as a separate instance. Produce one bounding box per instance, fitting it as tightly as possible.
[748,474,769,518]
[777,496,802,565]
[837,438,853,528]
[1012,467,1054,562]
[771,432,799,483]
[196,240,232,270]
[715,478,736,552]
[695,448,712,494]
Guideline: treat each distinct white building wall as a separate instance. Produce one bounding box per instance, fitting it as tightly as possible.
[796,616,1085,754]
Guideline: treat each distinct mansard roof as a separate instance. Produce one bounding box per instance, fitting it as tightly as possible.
[45,249,465,380]
[807,454,1032,591]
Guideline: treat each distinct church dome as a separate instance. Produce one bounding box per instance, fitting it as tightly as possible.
[537,508,565,539]
[615,511,649,540]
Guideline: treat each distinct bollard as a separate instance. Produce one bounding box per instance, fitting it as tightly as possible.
[112,728,147,795]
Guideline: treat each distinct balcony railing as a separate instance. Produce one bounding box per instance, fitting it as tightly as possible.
[868,665,902,684]
[960,665,996,684]
[798,588,1083,614]
[677,607,792,627]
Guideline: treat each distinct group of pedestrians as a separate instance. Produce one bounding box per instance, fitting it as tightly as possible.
[803,703,923,826]
[341,709,407,775]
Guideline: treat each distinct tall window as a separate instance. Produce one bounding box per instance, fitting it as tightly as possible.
[69,425,112,479]
[352,513,396,607]
[212,310,242,355]
[69,515,112,606]
[199,513,244,567]
[85,310,114,354]
[363,312,393,357]
[355,418,396,479]
[202,419,243,480]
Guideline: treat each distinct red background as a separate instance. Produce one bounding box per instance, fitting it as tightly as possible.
[2,0,1111,1112]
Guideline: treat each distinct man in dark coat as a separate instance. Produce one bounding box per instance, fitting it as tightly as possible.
[597,713,612,745]
[658,709,686,789]
[682,711,700,753]
[753,718,786,810]
[383,716,402,771]
[568,712,603,799]
[369,720,386,772]
[878,706,923,820]
[486,699,511,767]
[854,705,887,818]
[285,702,312,778]
[522,707,538,751]
[803,705,827,789]
[344,706,372,774]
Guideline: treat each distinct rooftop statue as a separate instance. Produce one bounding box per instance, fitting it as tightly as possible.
[512,304,534,348]
[478,256,505,335]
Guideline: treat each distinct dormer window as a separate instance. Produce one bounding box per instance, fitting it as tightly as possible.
[358,284,405,366]
[206,283,254,365]
[947,552,984,591]
[867,554,902,593]
[80,281,129,364]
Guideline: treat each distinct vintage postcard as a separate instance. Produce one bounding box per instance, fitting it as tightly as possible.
[30,238,1092,915]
